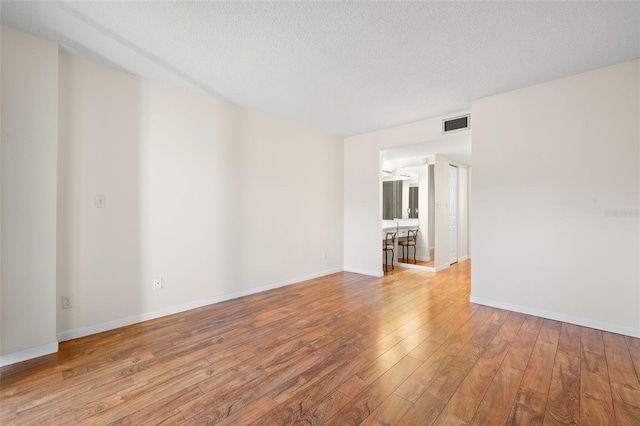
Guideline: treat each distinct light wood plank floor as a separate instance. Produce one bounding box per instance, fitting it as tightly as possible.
[2,261,639,425]
[397,249,434,267]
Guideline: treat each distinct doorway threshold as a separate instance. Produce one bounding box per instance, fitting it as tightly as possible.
[395,262,435,272]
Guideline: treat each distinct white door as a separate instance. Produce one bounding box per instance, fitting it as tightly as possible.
[449,165,458,264]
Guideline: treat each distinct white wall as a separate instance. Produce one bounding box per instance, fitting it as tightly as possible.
[428,165,435,249]
[457,166,469,262]
[57,53,344,337]
[433,155,451,269]
[401,179,410,219]
[468,166,472,259]
[471,60,640,336]
[1,27,59,363]
[57,52,144,333]
[417,165,429,261]
[344,112,470,275]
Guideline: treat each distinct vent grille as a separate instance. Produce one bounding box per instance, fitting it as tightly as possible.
[443,115,470,133]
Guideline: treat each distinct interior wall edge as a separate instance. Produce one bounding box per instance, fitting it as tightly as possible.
[343,267,384,278]
[469,295,640,339]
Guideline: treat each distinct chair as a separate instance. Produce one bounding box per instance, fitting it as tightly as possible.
[398,229,418,264]
[382,231,396,272]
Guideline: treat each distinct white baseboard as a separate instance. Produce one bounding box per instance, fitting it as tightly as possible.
[0,341,58,367]
[458,255,469,262]
[396,262,435,272]
[469,296,640,338]
[434,263,450,272]
[57,267,344,343]
[343,266,384,277]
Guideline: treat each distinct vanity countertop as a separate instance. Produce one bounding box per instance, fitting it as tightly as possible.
[382,219,419,239]
[396,219,418,228]
[382,220,397,230]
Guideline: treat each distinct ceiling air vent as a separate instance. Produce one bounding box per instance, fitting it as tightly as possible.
[443,114,470,134]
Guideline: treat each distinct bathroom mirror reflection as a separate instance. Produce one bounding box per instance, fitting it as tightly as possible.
[382,171,418,220]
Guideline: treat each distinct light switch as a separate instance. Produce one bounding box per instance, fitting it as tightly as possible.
[95,194,106,208]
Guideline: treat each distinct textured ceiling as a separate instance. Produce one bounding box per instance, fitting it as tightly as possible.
[1,1,639,137]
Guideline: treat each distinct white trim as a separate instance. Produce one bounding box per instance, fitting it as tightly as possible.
[394,252,429,262]
[0,342,58,367]
[435,263,450,272]
[458,255,469,262]
[396,262,435,272]
[343,266,384,277]
[57,267,343,342]
[469,296,640,338]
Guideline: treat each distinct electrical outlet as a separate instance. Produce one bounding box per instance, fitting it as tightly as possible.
[62,296,72,309]
[153,278,163,290]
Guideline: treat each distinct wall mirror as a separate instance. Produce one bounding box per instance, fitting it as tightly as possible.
[382,170,419,220]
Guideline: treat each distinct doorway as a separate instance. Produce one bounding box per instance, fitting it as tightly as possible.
[380,135,471,273]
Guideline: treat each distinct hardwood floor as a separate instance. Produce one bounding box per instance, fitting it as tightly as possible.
[398,249,434,267]
[1,261,639,425]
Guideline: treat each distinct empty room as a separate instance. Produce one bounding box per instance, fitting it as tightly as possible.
[1,1,639,425]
